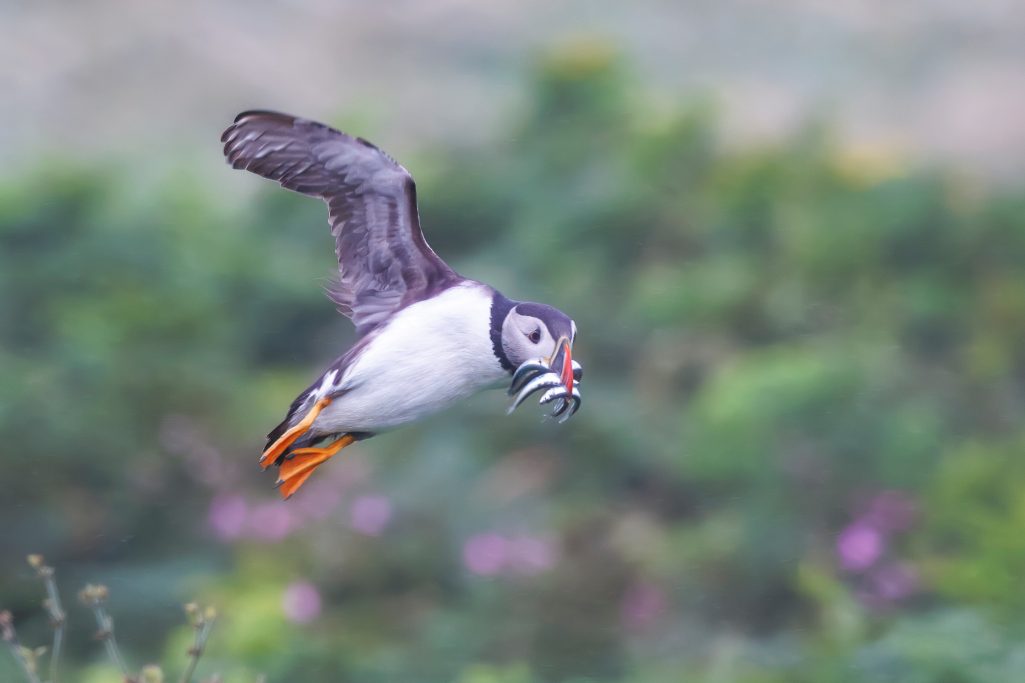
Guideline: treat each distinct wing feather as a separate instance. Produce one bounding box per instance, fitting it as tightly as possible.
[221,110,459,334]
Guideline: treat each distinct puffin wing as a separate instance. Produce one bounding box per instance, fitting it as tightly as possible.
[221,110,459,335]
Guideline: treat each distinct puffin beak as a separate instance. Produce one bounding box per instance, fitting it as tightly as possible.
[549,337,574,397]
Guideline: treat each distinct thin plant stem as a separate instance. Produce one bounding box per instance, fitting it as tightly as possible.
[43,578,64,683]
[179,606,216,683]
[91,605,131,679]
[28,556,65,683]
[79,585,134,682]
[1,611,43,683]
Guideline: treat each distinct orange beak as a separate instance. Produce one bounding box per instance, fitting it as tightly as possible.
[554,339,573,396]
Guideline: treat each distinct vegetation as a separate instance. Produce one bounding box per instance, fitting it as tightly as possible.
[3,556,220,683]
[2,46,1025,681]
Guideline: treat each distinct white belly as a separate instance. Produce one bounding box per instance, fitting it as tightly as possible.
[311,284,507,433]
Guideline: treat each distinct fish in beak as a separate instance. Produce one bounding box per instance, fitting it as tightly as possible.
[507,337,582,422]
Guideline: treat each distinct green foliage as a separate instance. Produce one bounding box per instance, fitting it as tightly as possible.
[3,45,1025,682]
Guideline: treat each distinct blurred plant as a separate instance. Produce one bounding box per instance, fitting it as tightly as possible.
[79,583,132,679]
[3,556,232,683]
[3,42,1025,682]
[180,603,217,683]
[1,555,65,683]
[29,555,64,683]
[835,490,921,609]
[462,532,558,577]
[1,609,46,683]
[280,582,320,625]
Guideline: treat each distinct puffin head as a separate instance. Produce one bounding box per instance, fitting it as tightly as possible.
[495,300,582,421]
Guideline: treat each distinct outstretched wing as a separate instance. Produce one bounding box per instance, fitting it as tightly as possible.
[221,110,459,335]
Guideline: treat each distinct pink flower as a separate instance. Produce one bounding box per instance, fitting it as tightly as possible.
[866,490,917,533]
[621,581,667,631]
[248,501,296,541]
[293,480,342,521]
[870,562,919,602]
[463,533,509,576]
[505,535,558,575]
[349,495,392,536]
[282,581,321,624]
[836,521,884,572]
[207,494,248,541]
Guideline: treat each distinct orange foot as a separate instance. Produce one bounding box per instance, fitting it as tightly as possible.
[260,396,333,469]
[276,434,355,499]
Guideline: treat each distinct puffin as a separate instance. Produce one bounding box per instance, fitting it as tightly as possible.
[221,111,583,499]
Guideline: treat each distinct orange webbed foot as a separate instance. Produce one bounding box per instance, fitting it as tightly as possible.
[275,434,355,499]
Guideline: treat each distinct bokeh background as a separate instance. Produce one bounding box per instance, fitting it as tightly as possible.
[3,2,1025,682]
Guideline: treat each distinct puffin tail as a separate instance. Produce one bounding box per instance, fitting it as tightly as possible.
[260,395,333,469]
[261,386,364,499]
[258,392,344,499]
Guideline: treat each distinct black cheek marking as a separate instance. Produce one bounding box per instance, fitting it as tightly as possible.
[489,290,516,373]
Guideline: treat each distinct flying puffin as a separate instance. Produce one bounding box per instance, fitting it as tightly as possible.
[221,111,583,499]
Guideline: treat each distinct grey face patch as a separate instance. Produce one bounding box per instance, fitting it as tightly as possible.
[496,300,578,375]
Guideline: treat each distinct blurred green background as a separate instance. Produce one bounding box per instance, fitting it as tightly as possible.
[3,2,1025,682]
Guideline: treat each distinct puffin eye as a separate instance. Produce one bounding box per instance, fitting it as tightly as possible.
[528,329,541,344]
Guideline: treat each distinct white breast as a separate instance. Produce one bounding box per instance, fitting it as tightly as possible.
[312,283,508,433]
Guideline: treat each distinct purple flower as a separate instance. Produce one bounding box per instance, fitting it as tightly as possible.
[621,581,667,631]
[463,533,509,576]
[836,520,884,572]
[282,581,322,624]
[866,490,917,533]
[248,501,296,541]
[328,452,374,489]
[349,495,392,536]
[294,480,342,521]
[505,535,558,575]
[870,562,919,602]
[207,494,248,541]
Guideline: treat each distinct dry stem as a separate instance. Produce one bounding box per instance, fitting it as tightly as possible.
[179,604,216,683]
[27,555,65,683]
[79,584,135,682]
[1,610,43,683]
[5,557,233,683]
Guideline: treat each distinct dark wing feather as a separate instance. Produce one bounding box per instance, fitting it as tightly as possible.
[221,110,459,334]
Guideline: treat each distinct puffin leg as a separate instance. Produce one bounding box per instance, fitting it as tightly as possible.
[276,433,355,499]
[260,396,333,469]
